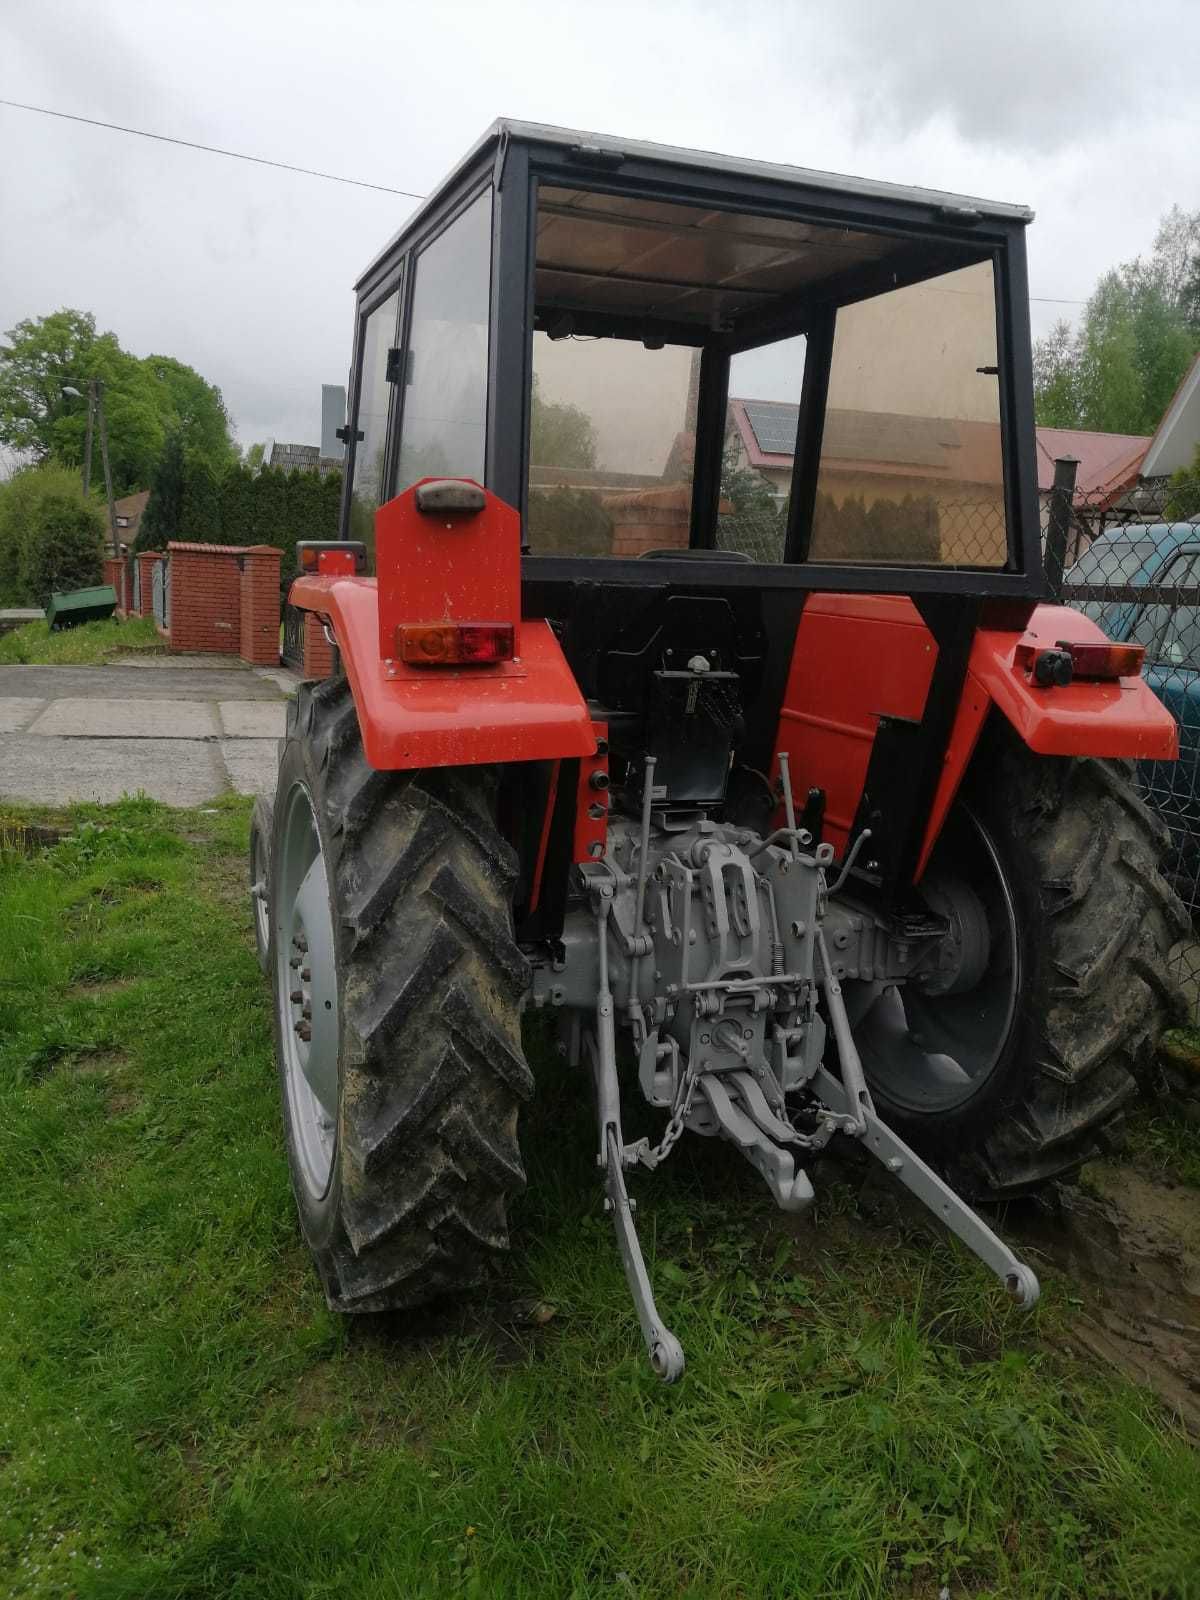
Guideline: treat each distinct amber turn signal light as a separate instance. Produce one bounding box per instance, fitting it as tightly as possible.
[396,623,514,665]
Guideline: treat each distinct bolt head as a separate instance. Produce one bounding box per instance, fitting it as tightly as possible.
[295,1021,312,1042]
[290,989,303,1003]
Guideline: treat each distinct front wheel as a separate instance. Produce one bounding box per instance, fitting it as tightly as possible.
[268,677,533,1312]
[853,722,1186,1197]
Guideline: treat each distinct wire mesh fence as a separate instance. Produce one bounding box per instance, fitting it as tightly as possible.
[1045,461,1200,1022]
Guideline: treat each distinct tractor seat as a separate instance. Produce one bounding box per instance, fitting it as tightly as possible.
[638,547,752,561]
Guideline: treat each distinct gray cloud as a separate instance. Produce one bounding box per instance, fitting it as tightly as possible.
[2,0,1197,455]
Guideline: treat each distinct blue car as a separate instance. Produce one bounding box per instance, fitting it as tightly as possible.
[1064,521,1200,882]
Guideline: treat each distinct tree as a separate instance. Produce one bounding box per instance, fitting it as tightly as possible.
[242,441,266,474]
[178,460,223,542]
[530,377,597,468]
[1034,209,1200,434]
[0,309,235,495]
[142,355,234,471]
[136,433,186,552]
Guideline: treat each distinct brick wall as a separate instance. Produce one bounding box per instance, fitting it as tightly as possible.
[302,611,336,680]
[239,546,282,667]
[166,543,242,655]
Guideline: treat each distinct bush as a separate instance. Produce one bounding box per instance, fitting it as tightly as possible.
[0,464,106,606]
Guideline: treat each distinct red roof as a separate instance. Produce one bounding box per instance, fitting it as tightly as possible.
[1033,426,1148,500]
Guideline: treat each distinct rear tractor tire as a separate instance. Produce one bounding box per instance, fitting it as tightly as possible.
[268,677,533,1312]
[856,724,1186,1199]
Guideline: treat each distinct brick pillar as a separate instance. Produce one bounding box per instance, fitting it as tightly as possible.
[136,551,161,618]
[167,543,242,654]
[602,484,691,558]
[239,545,283,666]
[302,612,336,680]
[102,556,123,612]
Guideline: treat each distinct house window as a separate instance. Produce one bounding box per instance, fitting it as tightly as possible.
[394,190,491,494]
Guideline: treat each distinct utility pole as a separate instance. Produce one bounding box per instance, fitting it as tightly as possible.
[82,382,95,498]
[67,379,119,556]
[94,380,118,557]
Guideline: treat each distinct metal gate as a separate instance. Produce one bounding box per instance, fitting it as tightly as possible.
[281,604,305,668]
[152,556,170,629]
[132,558,141,613]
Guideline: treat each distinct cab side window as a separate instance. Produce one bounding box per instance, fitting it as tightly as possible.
[394,191,492,494]
[347,287,401,554]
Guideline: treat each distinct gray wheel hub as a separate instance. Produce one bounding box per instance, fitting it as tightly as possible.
[275,782,340,1197]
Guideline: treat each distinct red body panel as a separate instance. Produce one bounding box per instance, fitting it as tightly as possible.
[775,596,1178,882]
[289,574,595,771]
[374,480,521,661]
[774,596,936,857]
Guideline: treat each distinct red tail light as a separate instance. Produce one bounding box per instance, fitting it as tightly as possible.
[396,623,514,666]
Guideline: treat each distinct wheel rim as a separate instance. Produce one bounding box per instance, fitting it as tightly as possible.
[851,807,1020,1115]
[251,829,270,955]
[275,781,340,1197]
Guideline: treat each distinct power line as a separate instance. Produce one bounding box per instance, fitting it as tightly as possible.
[0,97,1090,304]
[0,97,426,200]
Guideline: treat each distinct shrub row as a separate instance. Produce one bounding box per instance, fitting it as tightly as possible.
[0,465,106,608]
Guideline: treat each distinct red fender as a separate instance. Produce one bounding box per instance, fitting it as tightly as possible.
[290,573,594,770]
[774,596,1178,883]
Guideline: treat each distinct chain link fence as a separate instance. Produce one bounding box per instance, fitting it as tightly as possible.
[1043,459,1200,1020]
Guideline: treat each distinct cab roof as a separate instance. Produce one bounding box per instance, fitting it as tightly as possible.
[356,118,1034,292]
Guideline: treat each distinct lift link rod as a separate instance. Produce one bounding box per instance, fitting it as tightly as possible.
[589,895,686,1382]
[812,1065,1041,1307]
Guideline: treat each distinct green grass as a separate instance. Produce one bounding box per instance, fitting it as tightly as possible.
[1,799,1198,1599]
[0,614,163,666]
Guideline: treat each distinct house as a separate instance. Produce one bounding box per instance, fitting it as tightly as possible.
[727,402,1152,563]
[112,488,149,545]
[263,441,344,479]
[1128,350,1200,513]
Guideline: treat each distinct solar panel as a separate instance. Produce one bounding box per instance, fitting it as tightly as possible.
[742,401,799,455]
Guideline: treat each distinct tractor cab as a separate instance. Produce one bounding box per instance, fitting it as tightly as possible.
[265,125,1179,1382]
[338,122,1043,913]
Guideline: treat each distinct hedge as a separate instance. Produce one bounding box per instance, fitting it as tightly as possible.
[0,464,106,607]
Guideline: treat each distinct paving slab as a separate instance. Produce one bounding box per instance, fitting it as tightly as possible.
[0,664,285,702]
[217,701,288,739]
[0,696,45,733]
[0,736,227,806]
[218,739,280,797]
[27,697,220,739]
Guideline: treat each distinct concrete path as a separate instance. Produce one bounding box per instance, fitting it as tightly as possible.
[0,657,296,806]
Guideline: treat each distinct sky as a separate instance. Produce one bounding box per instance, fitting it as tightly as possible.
[2,0,1198,456]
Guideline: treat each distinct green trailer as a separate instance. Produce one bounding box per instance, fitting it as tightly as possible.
[45,585,118,631]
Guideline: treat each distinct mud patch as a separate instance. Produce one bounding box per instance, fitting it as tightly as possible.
[66,975,137,999]
[1013,1163,1200,1434]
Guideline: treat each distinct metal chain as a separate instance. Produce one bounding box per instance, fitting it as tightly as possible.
[640,1061,701,1169]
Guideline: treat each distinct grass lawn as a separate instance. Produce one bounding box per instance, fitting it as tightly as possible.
[0,615,163,666]
[1,798,1198,1599]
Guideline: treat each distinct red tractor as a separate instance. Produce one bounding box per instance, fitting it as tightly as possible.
[252,122,1181,1380]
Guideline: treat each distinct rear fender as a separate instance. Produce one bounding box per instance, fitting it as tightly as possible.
[774,596,1177,883]
[288,574,595,771]
[919,603,1177,874]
